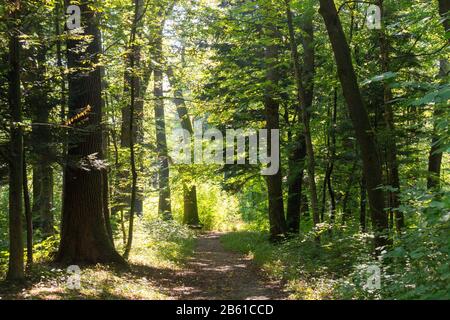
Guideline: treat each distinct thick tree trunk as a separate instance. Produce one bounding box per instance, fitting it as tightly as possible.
[7,0,24,281]
[319,0,389,250]
[154,27,172,220]
[285,0,320,228]
[56,1,125,265]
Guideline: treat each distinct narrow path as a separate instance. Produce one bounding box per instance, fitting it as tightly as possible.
[139,232,288,300]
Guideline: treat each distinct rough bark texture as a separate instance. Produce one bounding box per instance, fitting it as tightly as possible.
[7,0,25,281]
[319,0,389,250]
[57,1,125,265]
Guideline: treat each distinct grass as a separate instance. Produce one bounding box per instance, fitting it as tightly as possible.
[220,228,373,300]
[0,219,196,300]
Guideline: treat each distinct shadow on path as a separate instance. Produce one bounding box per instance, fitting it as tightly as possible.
[133,232,287,300]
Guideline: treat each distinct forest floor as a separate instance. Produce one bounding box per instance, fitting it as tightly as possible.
[0,232,288,300]
[144,232,288,300]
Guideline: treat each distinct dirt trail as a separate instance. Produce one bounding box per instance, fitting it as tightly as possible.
[142,232,288,300]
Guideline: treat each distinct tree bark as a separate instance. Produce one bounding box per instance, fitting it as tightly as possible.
[263,38,287,240]
[7,0,25,281]
[57,1,125,265]
[319,0,389,250]
[154,26,172,220]
[23,152,33,267]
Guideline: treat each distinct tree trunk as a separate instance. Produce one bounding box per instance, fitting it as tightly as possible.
[167,67,201,226]
[102,169,114,244]
[56,1,125,265]
[263,39,287,241]
[342,160,357,223]
[427,0,449,190]
[328,88,338,226]
[285,0,320,228]
[123,0,143,259]
[23,152,33,267]
[286,135,306,233]
[7,0,24,281]
[301,192,309,217]
[22,15,55,238]
[154,27,172,220]
[120,0,146,218]
[319,0,389,250]
[360,174,367,232]
[377,0,404,232]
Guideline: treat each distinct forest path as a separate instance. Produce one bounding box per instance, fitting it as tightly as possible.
[140,232,288,300]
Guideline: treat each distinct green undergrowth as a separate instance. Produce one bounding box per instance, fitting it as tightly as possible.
[221,194,450,301]
[0,219,195,300]
[221,228,367,300]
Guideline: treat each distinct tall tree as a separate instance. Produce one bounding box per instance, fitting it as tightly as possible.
[23,152,33,267]
[120,0,146,217]
[154,21,172,220]
[26,44,55,238]
[167,66,201,226]
[263,26,287,240]
[427,0,449,190]
[6,0,25,281]
[319,0,389,250]
[124,0,144,259]
[285,0,320,229]
[376,0,404,231]
[56,1,125,265]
